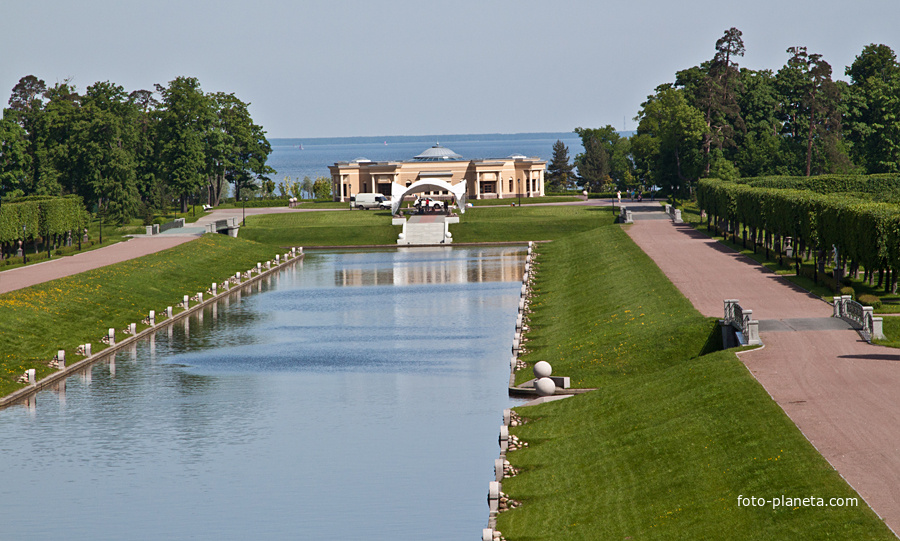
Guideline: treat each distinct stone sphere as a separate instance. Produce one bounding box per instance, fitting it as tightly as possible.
[533,361,552,378]
[535,377,556,396]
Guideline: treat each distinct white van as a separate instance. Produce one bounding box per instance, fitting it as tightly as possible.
[351,193,390,210]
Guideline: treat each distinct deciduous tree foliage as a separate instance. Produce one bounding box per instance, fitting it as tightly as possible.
[0,74,272,223]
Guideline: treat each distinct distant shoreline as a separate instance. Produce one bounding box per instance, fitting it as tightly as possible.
[270,131,635,146]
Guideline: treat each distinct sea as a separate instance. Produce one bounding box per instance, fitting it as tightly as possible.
[266,132,586,183]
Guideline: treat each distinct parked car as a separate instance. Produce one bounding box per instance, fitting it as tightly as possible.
[351,193,391,210]
[414,197,443,212]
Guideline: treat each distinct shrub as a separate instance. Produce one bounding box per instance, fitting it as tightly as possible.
[858,294,882,309]
[839,286,855,299]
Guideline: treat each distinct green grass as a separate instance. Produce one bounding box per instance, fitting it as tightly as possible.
[238,205,614,246]
[0,234,283,398]
[497,225,893,540]
[873,316,900,348]
[471,196,582,206]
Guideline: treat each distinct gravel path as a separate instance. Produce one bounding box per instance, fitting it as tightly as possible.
[626,215,900,535]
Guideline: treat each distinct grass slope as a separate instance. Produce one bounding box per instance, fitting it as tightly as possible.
[0,235,282,398]
[238,205,613,246]
[498,225,893,540]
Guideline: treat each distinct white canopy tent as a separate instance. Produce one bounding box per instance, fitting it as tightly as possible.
[390,179,468,215]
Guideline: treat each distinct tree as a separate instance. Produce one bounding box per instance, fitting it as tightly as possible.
[845,44,900,173]
[301,176,314,199]
[575,136,610,192]
[0,109,28,197]
[634,86,707,195]
[545,140,575,191]
[7,75,47,194]
[155,77,214,212]
[312,177,332,200]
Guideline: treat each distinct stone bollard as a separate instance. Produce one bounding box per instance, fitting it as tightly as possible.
[84,343,92,357]
[57,349,66,369]
[257,262,262,272]
[26,368,36,384]
[108,328,116,345]
[149,310,156,325]
[516,313,523,330]
[266,261,271,270]
[512,336,520,354]
[197,292,203,303]
[129,322,137,335]
[298,246,303,255]
[518,298,525,312]
[499,425,509,451]
[524,262,530,273]
[510,356,517,373]
[535,377,556,396]
[284,253,289,261]
[488,481,501,513]
[523,271,529,283]
[873,316,885,340]
[275,254,280,264]
[235,272,241,283]
[503,408,511,426]
[495,458,505,482]
[183,295,190,309]
[483,529,494,541]
[212,282,218,294]
[674,209,683,223]
[166,306,174,318]
[520,284,527,297]
[534,360,552,378]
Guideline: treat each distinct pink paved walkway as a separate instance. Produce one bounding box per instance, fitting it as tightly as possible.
[0,236,195,294]
[628,219,900,535]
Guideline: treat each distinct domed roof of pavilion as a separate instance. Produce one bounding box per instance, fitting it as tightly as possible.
[411,144,463,161]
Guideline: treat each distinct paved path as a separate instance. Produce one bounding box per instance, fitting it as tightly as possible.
[0,207,327,295]
[625,210,900,535]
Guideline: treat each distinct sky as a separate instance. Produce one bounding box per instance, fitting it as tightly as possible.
[3,0,899,139]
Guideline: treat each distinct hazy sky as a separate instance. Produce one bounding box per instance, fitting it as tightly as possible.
[3,1,898,138]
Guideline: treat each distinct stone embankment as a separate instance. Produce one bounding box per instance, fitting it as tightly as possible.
[1,247,305,409]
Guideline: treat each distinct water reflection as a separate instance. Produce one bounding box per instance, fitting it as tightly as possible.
[0,246,526,541]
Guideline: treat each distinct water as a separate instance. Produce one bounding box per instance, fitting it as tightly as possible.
[0,247,525,540]
[268,132,586,183]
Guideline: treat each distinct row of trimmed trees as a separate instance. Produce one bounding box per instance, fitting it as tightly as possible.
[0,75,272,225]
[698,176,900,292]
[546,29,900,195]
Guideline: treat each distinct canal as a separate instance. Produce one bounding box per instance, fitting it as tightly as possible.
[0,246,525,540]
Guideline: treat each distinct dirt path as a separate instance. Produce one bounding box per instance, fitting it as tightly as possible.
[627,217,900,535]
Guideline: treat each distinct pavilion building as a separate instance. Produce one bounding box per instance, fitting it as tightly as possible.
[328,144,546,202]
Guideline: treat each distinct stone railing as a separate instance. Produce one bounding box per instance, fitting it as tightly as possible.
[664,204,683,223]
[723,299,761,346]
[619,207,633,224]
[834,295,884,342]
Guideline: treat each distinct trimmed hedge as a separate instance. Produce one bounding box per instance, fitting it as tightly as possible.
[0,195,88,242]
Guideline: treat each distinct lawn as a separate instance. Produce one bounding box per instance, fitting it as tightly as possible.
[496,225,893,539]
[470,196,582,206]
[237,205,613,246]
[0,234,283,398]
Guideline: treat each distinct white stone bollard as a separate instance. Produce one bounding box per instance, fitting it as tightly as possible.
[516,313,523,330]
[499,425,509,448]
[212,282,218,294]
[518,298,525,312]
[235,272,241,282]
[503,408,511,426]
[128,322,136,335]
[523,271,529,283]
[534,360,552,379]
[520,284,527,297]
[84,343,92,357]
[495,458,505,482]
[275,254,280,263]
[257,262,262,272]
[510,356,517,372]
[26,368,36,384]
[266,261,271,269]
[57,349,66,369]
[197,292,203,303]
[108,328,116,345]
[535,377,556,396]
[149,310,156,325]
[183,295,190,308]
[166,306,173,318]
[488,481,501,512]
[483,529,494,541]
[874,316,885,340]
[512,337,520,353]
[524,262,530,273]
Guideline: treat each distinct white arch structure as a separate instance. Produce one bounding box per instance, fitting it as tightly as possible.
[390,179,468,215]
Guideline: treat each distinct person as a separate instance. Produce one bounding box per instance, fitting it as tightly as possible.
[616,190,621,205]
[638,192,643,202]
